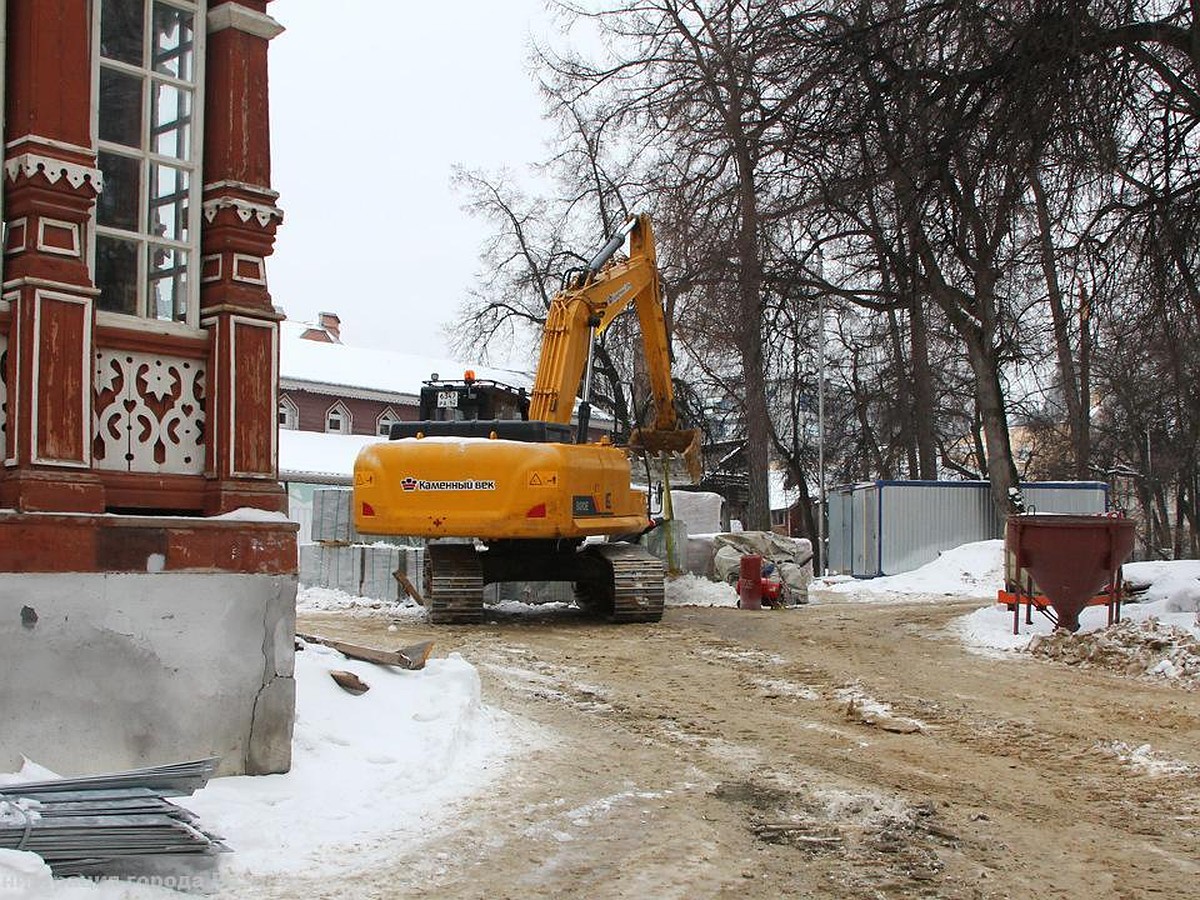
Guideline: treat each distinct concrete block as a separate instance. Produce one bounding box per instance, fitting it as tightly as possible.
[360,545,400,601]
[246,675,296,775]
[298,543,322,586]
[312,489,354,543]
[0,572,297,777]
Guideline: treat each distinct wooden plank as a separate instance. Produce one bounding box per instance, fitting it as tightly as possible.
[393,569,424,603]
[297,632,434,670]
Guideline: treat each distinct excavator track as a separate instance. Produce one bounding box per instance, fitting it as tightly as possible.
[424,543,485,625]
[582,543,665,624]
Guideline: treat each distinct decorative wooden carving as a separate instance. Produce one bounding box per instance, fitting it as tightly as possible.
[93,349,205,474]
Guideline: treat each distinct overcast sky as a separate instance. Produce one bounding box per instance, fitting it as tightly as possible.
[267,1,560,360]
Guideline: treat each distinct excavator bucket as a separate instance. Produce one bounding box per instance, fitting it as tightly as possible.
[627,427,704,485]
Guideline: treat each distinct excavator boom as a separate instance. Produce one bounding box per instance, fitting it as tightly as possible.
[528,214,700,478]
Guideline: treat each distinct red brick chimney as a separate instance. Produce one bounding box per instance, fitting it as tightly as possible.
[318,311,342,343]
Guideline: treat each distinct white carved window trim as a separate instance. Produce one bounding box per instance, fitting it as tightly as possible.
[278,394,298,430]
[90,0,206,326]
[376,406,403,436]
[325,401,351,435]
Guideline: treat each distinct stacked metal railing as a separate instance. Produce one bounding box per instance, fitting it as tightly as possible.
[0,758,226,876]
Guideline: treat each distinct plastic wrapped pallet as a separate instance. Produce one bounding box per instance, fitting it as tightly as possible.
[359,544,400,601]
[642,520,689,574]
[311,489,355,543]
[685,533,717,578]
[298,543,322,586]
[670,490,725,535]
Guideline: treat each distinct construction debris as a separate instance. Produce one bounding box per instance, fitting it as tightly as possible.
[0,758,225,876]
[297,633,435,671]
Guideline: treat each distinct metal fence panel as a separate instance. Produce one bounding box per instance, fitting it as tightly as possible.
[879,482,996,575]
[827,480,1109,578]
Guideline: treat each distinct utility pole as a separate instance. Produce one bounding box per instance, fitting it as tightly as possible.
[817,248,826,576]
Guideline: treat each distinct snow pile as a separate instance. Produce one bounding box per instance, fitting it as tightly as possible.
[817,540,1004,601]
[1124,560,1200,612]
[835,685,925,734]
[0,848,182,898]
[184,640,522,879]
[1025,618,1200,686]
[1098,741,1194,777]
[664,573,739,607]
[296,584,425,618]
[945,561,1200,657]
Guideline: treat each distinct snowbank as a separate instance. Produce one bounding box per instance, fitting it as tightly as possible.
[816,540,1004,601]
[664,573,739,607]
[1,635,528,895]
[1124,560,1200,612]
[296,584,425,618]
[185,640,523,879]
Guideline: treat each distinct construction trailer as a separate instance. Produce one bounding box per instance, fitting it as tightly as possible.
[826,480,1109,578]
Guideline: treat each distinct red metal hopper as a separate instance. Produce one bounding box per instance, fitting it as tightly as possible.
[1005,514,1136,632]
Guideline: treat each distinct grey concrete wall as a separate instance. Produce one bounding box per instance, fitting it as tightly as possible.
[0,572,296,777]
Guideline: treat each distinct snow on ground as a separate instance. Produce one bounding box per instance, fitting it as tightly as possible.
[949,559,1200,688]
[0,849,189,899]
[186,641,531,883]
[1,639,536,897]
[815,540,1005,602]
[296,584,426,619]
[1098,741,1195,777]
[665,573,739,607]
[810,538,1200,688]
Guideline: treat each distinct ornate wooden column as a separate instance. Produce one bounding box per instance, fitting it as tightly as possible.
[200,0,286,514]
[0,0,104,512]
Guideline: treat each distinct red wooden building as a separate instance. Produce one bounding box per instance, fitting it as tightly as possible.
[2,0,285,516]
[0,0,298,777]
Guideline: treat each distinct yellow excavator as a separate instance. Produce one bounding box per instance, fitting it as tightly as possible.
[352,214,700,623]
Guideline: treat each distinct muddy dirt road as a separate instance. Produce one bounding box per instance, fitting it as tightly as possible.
[296,599,1200,899]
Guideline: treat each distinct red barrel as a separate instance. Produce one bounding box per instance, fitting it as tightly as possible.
[738,554,763,610]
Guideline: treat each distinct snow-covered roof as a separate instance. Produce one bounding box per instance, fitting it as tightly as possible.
[279,429,378,481]
[279,320,531,396]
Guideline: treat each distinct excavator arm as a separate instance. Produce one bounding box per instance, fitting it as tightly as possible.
[528,214,701,480]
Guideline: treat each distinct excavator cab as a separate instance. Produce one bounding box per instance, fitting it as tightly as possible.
[414,373,529,423]
[390,374,574,443]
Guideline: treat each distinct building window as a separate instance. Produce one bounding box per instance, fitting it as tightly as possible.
[93,0,204,324]
[376,407,402,436]
[326,403,351,435]
[278,396,298,430]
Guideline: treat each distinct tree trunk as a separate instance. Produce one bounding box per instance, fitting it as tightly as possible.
[907,291,938,479]
[1031,172,1089,478]
[736,197,770,531]
[963,325,1020,518]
